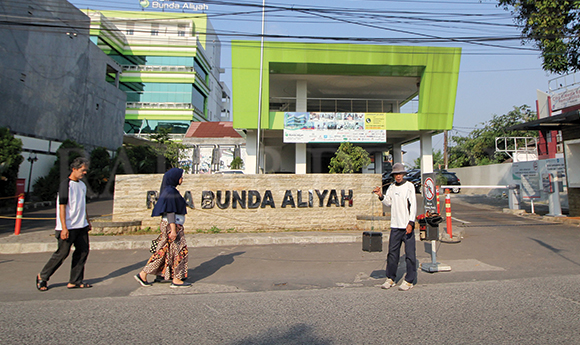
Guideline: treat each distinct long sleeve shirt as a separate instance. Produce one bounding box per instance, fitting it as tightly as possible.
[381,181,417,229]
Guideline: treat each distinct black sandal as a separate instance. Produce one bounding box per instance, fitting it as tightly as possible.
[67,282,92,289]
[36,275,48,291]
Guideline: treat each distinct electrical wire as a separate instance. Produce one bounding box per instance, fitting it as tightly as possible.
[1,0,556,54]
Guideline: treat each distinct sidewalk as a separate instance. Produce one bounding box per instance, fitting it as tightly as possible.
[2,194,577,254]
[0,196,402,254]
[0,229,367,254]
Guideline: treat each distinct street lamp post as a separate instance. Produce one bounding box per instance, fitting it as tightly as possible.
[26,152,38,201]
[256,0,266,174]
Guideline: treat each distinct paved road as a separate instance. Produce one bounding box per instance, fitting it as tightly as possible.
[1,197,579,344]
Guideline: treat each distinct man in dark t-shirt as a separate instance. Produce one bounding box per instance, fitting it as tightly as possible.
[36,157,92,291]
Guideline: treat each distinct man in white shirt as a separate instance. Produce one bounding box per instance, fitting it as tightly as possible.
[373,163,417,291]
[36,157,92,291]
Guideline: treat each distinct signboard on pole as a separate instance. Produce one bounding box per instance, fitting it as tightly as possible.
[512,160,541,199]
[422,173,437,213]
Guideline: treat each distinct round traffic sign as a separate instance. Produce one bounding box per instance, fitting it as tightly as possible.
[424,177,435,201]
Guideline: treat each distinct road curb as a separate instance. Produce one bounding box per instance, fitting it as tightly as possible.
[0,232,427,254]
[0,233,368,254]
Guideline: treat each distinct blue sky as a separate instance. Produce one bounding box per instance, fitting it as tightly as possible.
[69,0,556,164]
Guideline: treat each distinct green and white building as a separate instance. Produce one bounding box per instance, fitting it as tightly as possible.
[231,41,461,175]
[85,10,230,135]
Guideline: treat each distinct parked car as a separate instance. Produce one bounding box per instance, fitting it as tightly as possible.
[381,168,422,194]
[434,170,461,193]
[405,169,422,194]
[383,169,460,194]
[213,170,244,174]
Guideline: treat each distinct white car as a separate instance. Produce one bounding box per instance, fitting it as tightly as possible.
[213,170,244,174]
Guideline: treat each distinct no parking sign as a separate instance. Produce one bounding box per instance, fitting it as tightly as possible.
[422,173,437,213]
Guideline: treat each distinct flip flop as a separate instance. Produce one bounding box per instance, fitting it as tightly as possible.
[36,275,48,291]
[67,282,92,289]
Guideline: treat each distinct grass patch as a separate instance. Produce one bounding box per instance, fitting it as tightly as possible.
[131,227,161,235]
[195,226,236,234]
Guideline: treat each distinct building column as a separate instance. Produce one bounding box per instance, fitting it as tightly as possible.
[296,144,307,174]
[374,152,383,174]
[245,130,258,174]
[393,144,403,164]
[420,131,433,174]
[296,80,307,174]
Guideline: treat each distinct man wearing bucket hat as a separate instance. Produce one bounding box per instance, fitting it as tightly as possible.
[372,162,417,291]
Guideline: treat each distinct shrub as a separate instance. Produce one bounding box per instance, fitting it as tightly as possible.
[0,128,24,207]
[33,140,84,201]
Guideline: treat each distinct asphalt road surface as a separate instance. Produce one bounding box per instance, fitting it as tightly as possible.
[1,200,579,344]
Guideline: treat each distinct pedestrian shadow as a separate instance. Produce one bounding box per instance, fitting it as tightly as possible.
[227,323,331,345]
[370,270,386,279]
[87,259,150,285]
[188,251,245,283]
[528,237,580,267]
[369,256,409,283]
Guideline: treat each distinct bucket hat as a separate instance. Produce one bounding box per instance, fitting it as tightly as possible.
[390,162,407,175]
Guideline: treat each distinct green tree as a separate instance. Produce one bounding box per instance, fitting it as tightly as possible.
[498,0,580,73]
[33,140,84,201]
[150,127,187,170]
[87,147,113,196]
[115,144,160,174]
[448,105,538,167]
[0,128,24,206]
[328,142,371,173]
[164,141,188,169]
[230,157,244,170]
[150,127,172,144]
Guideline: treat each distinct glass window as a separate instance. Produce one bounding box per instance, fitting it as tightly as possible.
[151,23,159,36]
[194,60,207,81]
[191,86,206,113]
[177,24,186,37]
[139,83,192,103]
[126,22,134,36]
[146,56,193,66]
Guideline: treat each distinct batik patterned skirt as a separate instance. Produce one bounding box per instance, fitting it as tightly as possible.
[142,219,188,280]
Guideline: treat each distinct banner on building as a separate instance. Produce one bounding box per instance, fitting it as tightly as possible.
[551,86,580,111]
[283,112,387,143]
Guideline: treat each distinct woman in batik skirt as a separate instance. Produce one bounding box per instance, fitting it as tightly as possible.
[135,168,190,288]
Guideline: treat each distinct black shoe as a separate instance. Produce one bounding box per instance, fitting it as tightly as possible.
[134,274,152,287]
[170,282,192,288]
[154,275,171,283]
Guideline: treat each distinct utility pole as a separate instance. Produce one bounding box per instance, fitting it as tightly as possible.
[443,130,448,169]
[255,0,266,174]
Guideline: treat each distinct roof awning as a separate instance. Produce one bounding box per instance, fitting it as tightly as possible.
[507,110,580,131]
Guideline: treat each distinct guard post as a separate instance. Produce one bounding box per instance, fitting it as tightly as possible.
[14,193,24,235]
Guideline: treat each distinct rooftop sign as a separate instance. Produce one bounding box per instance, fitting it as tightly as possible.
[139,0,209,11]
[551,85,580,111]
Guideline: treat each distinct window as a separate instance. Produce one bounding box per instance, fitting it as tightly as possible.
[126,22,134,35]
[177,24,186,37]
[194,60,207,81]
[151,23,159,36]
